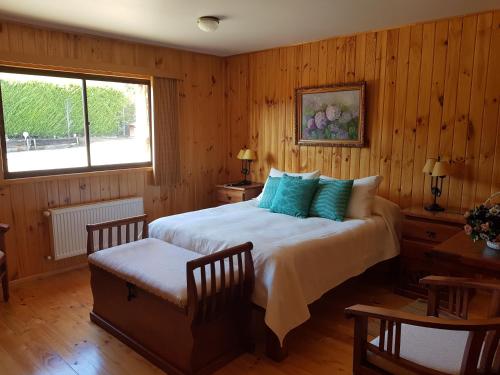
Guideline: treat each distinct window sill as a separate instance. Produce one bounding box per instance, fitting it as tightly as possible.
[0,165,153,186]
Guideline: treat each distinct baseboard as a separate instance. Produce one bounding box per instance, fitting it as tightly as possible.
[9,263,87,286]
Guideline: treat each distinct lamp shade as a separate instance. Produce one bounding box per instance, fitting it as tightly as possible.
[242,149,257,161]
[237,148,246,160]
[431,161,447,177]
[422,158,436,174]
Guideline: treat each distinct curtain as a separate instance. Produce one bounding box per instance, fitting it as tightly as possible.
[152,77,181,187]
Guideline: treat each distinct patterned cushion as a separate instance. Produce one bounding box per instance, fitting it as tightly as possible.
[258,175,301,209]
[309,179,353,221]
[270,175,319,218]
[258,176,282,209]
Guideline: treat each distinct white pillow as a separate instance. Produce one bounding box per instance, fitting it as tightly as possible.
[320,175,383,218]
[268,167,320,180]
[256,168,320,201]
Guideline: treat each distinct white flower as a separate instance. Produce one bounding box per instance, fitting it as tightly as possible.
[339,111,352,124]
[479,233,489,241]
[325,105,341,121]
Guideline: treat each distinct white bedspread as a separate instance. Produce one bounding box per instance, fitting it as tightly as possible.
[149,196,401,344]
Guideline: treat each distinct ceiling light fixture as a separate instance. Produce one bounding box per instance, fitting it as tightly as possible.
[197,16,220,32]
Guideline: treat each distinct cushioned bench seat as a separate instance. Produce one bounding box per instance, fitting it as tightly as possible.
[89,238,201,308]
[86,217,254,375]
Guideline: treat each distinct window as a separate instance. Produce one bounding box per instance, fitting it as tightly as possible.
[0,68,152,178]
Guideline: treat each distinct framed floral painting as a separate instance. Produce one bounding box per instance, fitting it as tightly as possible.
[295,82,366,147]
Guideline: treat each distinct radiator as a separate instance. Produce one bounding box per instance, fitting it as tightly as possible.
[45,197,144,260]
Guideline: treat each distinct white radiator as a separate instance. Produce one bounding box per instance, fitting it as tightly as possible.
[45,197,144,260]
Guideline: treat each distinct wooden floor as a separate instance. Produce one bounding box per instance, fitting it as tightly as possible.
[0,268,483,375]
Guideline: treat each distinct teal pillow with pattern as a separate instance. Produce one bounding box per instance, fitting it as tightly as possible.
[258,176,283,209]
[270,175,319,218]
[309,179,354,221]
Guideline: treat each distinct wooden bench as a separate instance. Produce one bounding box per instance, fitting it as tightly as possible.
[86,214,255,375]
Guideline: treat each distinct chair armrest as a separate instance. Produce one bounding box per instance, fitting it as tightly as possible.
[420,276,500,292]
[345,304,500,331]
[0,224,9,233]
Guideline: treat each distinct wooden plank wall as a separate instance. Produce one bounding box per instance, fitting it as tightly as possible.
[0,21,227,281]
[225,10,500,212]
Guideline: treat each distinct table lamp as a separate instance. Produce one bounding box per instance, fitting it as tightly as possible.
[422,157,447,212]
[234,148,256,186]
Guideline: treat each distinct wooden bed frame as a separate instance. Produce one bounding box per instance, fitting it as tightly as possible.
[87,215,255,375]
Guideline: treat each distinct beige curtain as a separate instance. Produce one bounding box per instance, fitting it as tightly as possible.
[152,77,181,187]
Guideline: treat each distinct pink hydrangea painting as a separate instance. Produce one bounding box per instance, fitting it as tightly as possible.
[296,83,366,147]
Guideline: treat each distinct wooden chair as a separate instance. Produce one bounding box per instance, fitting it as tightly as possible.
[345,276,500,375]
[0,223,10,302]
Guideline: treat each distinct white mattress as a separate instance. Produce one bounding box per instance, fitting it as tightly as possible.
[149,196,401,344]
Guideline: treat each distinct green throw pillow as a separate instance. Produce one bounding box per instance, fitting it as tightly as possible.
[258,176,282,209]
[270,175,319,218]
[309,179,354,221]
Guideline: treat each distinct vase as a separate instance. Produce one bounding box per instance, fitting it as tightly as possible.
[486,240,500,250]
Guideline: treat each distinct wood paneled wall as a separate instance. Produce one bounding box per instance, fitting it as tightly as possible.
[1,10,499,281]
[0,21,228,281]
[225,10,500,212]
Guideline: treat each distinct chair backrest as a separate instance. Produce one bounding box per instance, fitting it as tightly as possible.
[86,214,148,255]
[462,326,499,374]
[186,242,254,324]
[422,277,500,374]
[463,286,500,375]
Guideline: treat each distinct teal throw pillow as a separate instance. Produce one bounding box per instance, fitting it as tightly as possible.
[258,176,282,209]
[270,175,319,218]
[309,179,354,221]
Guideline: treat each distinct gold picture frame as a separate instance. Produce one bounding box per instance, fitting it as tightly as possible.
[295,82,366,147]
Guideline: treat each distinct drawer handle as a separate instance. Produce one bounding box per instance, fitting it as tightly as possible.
[226,195,232,200]
[426,230,437,239]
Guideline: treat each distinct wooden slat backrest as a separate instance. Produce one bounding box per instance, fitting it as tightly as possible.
[86,214,148,255]
[186,242,254,324]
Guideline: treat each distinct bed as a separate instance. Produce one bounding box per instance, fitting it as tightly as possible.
[149,195,401,348]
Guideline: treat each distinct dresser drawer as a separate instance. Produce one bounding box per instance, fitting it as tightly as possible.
[216,189,244,204]
[402,219,461,243]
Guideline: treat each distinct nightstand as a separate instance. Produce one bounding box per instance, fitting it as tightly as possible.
[215,183,263,205]
[396,207,464,299]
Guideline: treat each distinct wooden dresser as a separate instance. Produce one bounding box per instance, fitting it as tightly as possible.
[215,183,263,205]
[397,207,465,298]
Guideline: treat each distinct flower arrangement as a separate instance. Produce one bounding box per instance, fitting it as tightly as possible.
[463,203,500,244]
[303,103,359,141]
